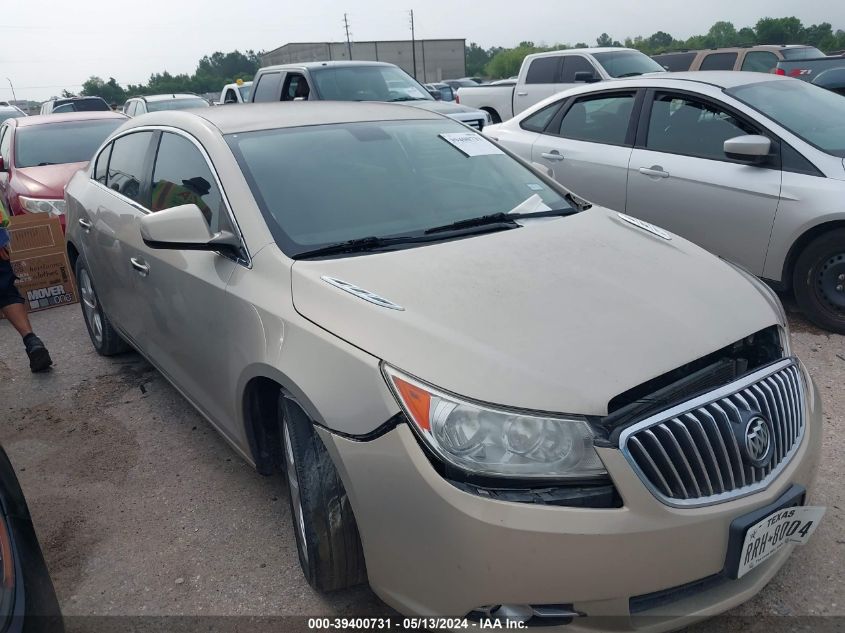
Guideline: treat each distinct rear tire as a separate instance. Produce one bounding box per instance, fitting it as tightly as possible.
[75,257,131,356]
[484,108,502,124]
[792,228,845,334]
[279,396,367,592]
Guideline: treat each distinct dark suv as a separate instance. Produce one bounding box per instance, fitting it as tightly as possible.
[39,96,110,115]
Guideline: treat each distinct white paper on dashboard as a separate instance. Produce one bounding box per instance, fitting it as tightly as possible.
[439,132,504,157]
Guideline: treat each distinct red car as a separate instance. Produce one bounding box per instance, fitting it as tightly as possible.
[0,111,126,230]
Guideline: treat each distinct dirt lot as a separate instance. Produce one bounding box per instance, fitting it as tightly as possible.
[0,303,842,632]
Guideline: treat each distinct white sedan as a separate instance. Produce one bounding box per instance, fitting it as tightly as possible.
[485,71,845,333]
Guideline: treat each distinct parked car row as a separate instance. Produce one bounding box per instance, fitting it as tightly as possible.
[652,44,845,95]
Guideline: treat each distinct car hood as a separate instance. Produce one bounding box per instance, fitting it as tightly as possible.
[15,162,88,197]
[290,208,780,416]
[399,100,486,116]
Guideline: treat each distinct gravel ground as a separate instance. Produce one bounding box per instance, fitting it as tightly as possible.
[0,302,842,632]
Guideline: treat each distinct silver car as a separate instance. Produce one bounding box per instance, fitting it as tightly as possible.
[485,72,845,334]
[65,102,823,629]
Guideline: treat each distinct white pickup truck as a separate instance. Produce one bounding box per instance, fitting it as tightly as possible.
[457,47,665,122]
[218,80,253,105]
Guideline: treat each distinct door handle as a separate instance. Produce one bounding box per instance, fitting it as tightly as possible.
[516,91,528,97]
[78,218,93,232]
[130,257,150,276]
[541,151,564,162]
[638,166,670,179]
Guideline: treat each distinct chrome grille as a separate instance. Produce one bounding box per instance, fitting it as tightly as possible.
[466,119,483,130]
[619,360,805,508]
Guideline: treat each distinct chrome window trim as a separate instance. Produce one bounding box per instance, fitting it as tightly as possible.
[89,125,252,268]
[618,358,805,508]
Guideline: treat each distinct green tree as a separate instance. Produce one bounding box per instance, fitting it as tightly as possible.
[485,43,549,78]
[596,33,621,47]
[81,76,127,105]
[755,16,805,44]
[465,42,492,77]
[708,21,738,47]
[647,31,674,52]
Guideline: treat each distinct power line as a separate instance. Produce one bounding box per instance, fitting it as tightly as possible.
[343,13,353,60]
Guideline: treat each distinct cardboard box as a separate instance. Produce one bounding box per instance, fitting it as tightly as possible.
[5,214,78,313]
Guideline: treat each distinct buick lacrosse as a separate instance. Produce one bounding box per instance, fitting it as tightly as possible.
[65,102,823,630]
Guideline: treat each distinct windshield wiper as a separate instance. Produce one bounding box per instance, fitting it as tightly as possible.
[424,208,578,235]
[37,162,58,166]
[616,72,643,78]
[388,96,426,102]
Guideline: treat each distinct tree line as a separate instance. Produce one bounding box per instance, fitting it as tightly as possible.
[469,16,845,78]
[78,50,261,105]
[75,16,845,103]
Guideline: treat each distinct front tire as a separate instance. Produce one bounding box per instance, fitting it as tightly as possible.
[792,228,845,334]
[75,257,130,356]
[280,396,367,592]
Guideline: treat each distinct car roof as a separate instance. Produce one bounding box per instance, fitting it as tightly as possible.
[140,93,204,102]
[528,47,639,59]
[12,111,127,127]
[123,101,444,135]
[625,70,790,89]
[259,60,393,72]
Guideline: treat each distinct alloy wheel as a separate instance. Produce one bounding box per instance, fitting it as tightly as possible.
[79,268,104,347]
[283,421,309,566]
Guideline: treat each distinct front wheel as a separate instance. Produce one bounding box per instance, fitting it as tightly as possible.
[792,228,845,334]
[75,257,130,355]
[280,396,367,592]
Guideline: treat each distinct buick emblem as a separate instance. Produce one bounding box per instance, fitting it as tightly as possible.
[744,416,773,468]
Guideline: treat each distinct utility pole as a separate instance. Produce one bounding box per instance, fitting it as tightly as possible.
[409,10,417,79]
[6,78,17,104]
[343,14,353,60]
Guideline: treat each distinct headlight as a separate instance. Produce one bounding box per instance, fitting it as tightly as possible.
[19,196,66,216]
[383,365,607,479]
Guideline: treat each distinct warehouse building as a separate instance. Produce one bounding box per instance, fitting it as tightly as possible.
[260,39,466,83]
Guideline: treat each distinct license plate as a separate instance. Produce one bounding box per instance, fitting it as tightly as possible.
[736,505,825,578]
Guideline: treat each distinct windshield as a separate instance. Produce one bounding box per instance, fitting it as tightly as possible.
[238,85,251,101]
[311,66,434,102]
[15,119,124,168]
[781,47,825,60]
[227,120,571,256]
[146,97,209,112]
[593,50,666,77]
[727,80,845,157]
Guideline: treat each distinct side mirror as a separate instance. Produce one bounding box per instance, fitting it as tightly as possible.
[139,204,241,255]
[574,71,600,83]
[724,135,772,163]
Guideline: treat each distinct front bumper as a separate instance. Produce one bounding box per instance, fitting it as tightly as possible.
[317,366,823,631]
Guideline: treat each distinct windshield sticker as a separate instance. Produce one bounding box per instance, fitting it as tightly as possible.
[439,132,504,157]
[526,183,544,191]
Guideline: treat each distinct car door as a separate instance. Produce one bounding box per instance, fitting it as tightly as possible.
[83,131,157,341]
[132,130,243,427]
[530,90,639,210]
[515,56,562,113]
[625,91,781,274]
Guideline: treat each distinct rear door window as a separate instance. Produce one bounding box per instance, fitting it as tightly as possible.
[653,52,696,72]
[525,57,560,84]
[252,72,282,102]
[555,93,635,145]
[520,101,563,132]
[560,55,597,82]
[106,132,155,205]
[699,52,738,71]
[741,51,779,73]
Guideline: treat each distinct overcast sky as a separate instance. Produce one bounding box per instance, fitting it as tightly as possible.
[3,0,844,101]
